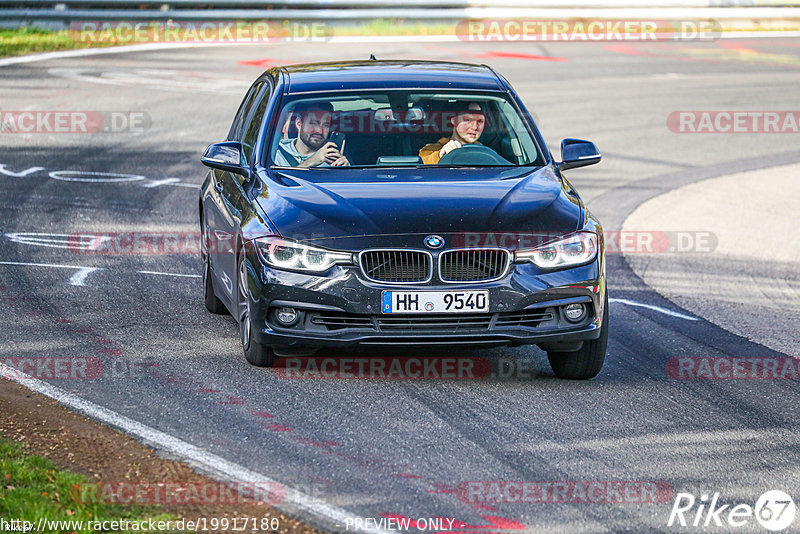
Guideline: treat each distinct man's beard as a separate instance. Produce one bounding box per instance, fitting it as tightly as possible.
[301,131,326,150]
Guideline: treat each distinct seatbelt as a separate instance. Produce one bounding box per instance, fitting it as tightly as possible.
[276,144,300,167]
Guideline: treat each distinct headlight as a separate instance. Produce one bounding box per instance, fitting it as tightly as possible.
[514,232,598,269]
[254,237,353,273]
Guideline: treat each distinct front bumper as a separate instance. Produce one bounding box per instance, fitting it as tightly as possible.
[243,251,606,351]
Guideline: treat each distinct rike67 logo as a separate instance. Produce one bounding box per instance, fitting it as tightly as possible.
[668,490,795,531]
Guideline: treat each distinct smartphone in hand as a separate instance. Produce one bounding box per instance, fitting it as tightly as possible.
[328,131,345,151]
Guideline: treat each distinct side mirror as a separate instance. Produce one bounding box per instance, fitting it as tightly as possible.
[558,138,601,171]
[201,142,250,178]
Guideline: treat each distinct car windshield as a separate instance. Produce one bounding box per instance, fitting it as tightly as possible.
[267,91,544,169]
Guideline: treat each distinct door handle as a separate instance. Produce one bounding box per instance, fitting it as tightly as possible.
[215,181,224,192]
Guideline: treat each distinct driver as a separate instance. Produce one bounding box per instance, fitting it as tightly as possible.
[418,102,485,164]
[275,102,349,167]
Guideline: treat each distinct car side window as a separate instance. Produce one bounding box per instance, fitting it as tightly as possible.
[499,100,537,165]
[228,81,264,142]
[241,83,272,165]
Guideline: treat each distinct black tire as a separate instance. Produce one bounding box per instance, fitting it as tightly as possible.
[547,294,609,380]
[237,245,276,368]
[202,225,228,315]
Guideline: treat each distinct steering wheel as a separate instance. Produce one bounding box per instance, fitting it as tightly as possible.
[436,144,512,166]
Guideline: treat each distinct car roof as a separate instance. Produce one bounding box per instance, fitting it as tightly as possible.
[275,60,506,94]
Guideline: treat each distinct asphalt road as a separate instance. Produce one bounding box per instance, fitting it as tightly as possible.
[1,37,799,533]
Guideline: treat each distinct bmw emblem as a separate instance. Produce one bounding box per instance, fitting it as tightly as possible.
[424,235,444,249]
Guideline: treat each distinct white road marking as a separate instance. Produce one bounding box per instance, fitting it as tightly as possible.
[138,270,202,278]
[0,259,201,283]
[0,41,240,67]
[0,164,45,177]
[610,297,698,321]
[141,177,181,188]
[1,162,198,189]
[6,233,74,249]
[0,260,106,287]
[141,178,200,188]
[68,267,100,287]
[49,170,146,183]
[0,363,391,534]
[5,232,91,250]
[0,259,100,270]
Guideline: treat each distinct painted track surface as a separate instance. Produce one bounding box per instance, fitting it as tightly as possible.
[1,38,799,533]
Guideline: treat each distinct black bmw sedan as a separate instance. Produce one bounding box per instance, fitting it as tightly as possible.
[200,60,608,379]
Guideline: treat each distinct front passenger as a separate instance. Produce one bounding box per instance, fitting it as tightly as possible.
[274,102,349,167]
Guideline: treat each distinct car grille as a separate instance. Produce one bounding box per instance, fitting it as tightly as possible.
[308,309,555,332]
[378,313,493,331]
[359,250,431,283]
[439,249,509,282]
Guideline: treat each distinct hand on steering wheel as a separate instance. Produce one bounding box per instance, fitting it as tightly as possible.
[438,139,462,158]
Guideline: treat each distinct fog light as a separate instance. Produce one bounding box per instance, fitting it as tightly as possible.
[563,303,586,323]
[275,307,299,327]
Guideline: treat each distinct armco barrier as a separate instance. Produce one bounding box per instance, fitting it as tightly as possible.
[2,0,800,26]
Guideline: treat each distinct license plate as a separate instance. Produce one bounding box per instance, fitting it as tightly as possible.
[381,290,489,314]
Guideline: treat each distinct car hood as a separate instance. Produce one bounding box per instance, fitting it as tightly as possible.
[256,166,582,250]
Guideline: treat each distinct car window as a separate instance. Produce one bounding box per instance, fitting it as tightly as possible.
[241,83,272,165]
[228,81,263,142]
[269,91,544,170]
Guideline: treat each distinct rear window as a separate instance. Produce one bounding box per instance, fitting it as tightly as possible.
[268,91,545,170]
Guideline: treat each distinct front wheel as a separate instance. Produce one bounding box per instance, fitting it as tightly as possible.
[237,245,276,368]
[547,294,608,380]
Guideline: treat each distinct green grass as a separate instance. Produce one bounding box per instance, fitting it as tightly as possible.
[0,437,182,533]
[0,26,124,57]
[0,21,458,58]
[331,19,456,37]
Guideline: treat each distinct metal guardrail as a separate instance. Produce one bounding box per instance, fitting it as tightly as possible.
[2,0,799,25]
